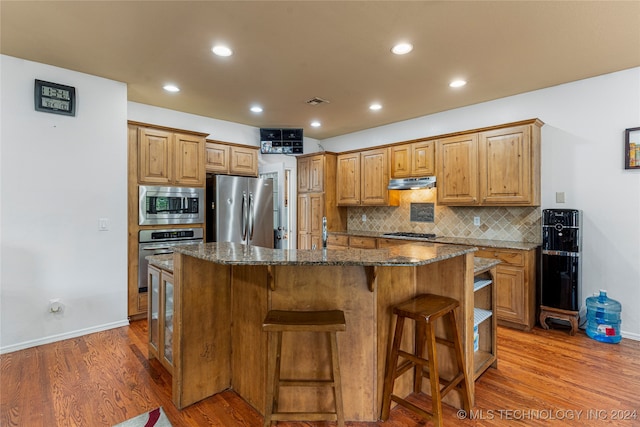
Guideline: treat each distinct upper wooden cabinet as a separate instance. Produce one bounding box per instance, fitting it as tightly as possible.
[206,140,259,177]
[297,154,325,193]
[336,148,399,206]
[137,125,206,186]
[436,120,542,206]
[390,140,435,178]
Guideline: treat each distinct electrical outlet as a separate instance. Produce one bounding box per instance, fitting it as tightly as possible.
[556,192,566,203]
[362,214,367,222]
[98,218,110,231]
[473,216,481,226]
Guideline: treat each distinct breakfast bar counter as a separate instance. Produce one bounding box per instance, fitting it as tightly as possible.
[170,242,487,421]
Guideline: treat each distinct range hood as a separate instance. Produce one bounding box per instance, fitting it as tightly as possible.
[388,176,436,190]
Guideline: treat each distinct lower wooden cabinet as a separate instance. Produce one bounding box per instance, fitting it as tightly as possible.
[474,247,536,330]
[148,265,175,374]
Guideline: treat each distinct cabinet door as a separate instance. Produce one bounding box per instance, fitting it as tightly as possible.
[148,265,161,355]
[297,194,310,234]
[336,153,361,205]
[437,133,479,205]
[162,271,174,372]
[309,155,324,192]
[139,127,172,185]
[297,233,311,250]
[391,145,411,178]
[494,265,526,325]
[206,142,230,174]
[479,125,533,205]
[361,148,390,205]
[412,140,435,176]
[229,146,258,176]
[174,133,205,186]
[297,157,310,193]
[309,193,324,235]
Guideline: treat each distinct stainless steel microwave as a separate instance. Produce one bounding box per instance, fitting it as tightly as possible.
[139,185,204,225]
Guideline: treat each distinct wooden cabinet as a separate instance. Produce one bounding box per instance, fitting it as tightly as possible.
[336,148,399,206]
[297,153,347,249]
[391,140,435,178]
[148,265,175,374]
[436,133,479,205]
[472,260,498,380]
[137,126,206,186]
[436,119,542,206]
[206,141,258,176]
[327,234,349,249]
[474,247,537,330]
[348,235,377,249]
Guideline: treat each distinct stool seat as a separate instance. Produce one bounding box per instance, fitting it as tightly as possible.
[381,294,471,427]
[263,309,346,332]
[263,309,346,427]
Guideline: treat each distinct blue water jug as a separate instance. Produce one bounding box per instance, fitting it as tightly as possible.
[585,290,622,343]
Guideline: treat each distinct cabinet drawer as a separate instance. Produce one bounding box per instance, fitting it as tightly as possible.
[349,236,377,249]
[476,248,525,267]
[327,234,349,247]
[377,238,409,248]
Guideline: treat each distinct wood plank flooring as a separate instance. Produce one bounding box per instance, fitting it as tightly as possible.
[2,321,639,426]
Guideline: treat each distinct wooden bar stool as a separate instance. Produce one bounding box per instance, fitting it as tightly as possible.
[380,294,471,427]
[262,309,346,427]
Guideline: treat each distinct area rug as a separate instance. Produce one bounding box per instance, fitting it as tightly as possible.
[113,407,173,427]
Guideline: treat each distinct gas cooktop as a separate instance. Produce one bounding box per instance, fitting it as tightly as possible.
[382,232,437,239]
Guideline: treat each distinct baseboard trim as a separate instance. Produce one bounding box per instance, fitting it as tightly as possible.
[0,319,130,354]
[622,330,640,341]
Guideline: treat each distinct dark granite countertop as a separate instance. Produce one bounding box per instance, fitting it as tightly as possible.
[171,241,476,267]
[332,231,540,251]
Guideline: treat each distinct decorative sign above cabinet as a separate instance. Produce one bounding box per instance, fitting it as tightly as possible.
[34,79,76,116]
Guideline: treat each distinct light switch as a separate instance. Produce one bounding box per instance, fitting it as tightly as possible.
[556,192,566,203]
[98,218,110,231]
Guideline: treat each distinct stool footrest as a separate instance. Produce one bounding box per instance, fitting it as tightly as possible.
[279,379,336,387]
[390,394,434,421]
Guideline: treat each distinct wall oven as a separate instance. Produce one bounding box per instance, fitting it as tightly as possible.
[138,227,203,292]
[139,185,204,225]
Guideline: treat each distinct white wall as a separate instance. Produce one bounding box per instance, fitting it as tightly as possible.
[1,55,129,353]
[322,67,640,339]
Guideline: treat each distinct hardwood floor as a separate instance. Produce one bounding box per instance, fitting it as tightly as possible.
[2,321,639,426]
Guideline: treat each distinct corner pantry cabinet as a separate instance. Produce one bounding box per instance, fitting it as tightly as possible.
[135,123,207,186]
[205,140,259,177]
[436,119,542,206]
[336,148,399,206]
[297,153,347,249]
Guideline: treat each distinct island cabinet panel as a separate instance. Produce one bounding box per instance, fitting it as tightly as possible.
[172,254,231,409]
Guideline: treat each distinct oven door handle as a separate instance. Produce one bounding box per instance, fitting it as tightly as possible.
[140,244,177,252]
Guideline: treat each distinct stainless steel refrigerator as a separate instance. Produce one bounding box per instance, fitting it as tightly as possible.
[206,175,274,247]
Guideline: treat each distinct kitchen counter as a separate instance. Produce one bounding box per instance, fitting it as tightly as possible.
[332,230,540,251]
[168,241,487,420]
[147,253,174,272]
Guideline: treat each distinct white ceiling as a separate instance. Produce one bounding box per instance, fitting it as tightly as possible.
[2,1,640,139]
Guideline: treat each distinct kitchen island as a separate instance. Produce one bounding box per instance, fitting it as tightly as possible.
[169,241,489,421]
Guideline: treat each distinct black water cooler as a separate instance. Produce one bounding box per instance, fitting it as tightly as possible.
[539,209,582,332]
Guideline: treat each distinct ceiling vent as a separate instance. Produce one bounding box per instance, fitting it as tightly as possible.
[306,97,330,106]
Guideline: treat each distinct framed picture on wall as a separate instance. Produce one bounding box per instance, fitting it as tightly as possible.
[624,127,640,169]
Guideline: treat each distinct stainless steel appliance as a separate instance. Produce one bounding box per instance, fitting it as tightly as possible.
[139,185,204,225]
[387,176,436,190]
[541,209,582,311]
[138,227,203,292]
[206,175,274,247]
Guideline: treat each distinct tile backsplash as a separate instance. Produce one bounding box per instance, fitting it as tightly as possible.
[347,188,541,243]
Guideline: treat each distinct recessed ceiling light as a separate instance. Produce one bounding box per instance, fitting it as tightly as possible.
[163,84,180,93]
[449,79,467,88]
[369,103,382,111]
[391,43,413,55]
[310,121,321,127]
[250,105,263,113]
[212,45,233,57]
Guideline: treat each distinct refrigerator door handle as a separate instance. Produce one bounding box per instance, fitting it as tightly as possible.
[241,191,248,241]
[248,192,255,240]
